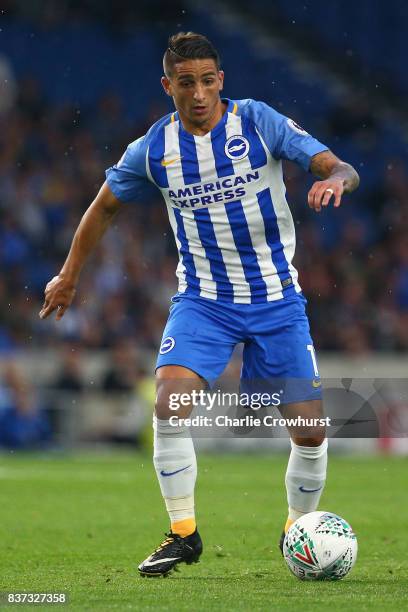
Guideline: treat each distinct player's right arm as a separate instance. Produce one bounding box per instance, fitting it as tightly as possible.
[39,182,121,321]
[243,100,359,208]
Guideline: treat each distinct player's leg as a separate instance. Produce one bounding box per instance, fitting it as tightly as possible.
[138,364,205,577]
[138,296,239,576]
[241,294,327,553]
[278,398,327,551]
[154,365,204,539]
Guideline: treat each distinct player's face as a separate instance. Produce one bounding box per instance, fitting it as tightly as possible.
[161,59,224,134]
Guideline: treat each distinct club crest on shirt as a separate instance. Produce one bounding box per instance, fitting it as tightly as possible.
[224,135,250,160]
[287,118,308,135]
[159,336,175,354]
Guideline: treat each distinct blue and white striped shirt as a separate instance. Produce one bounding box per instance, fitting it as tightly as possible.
[106,98,328,303]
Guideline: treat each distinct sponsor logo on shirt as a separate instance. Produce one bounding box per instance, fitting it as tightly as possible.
[167,171,260,209]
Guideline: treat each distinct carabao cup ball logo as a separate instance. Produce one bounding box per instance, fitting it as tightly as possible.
[225,135,250,160]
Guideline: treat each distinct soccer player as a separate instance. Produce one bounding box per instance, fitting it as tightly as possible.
[39,32,359,577]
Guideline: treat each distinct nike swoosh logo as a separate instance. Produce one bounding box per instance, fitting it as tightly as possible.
[161,156,183,167]
[299,486,323,493]
[141,557,181,567]
[160,465,191,477]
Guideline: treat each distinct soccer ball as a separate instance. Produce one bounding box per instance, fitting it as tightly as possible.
[283,511,358,580]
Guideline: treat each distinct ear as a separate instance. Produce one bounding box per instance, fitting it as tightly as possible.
[161,76,172,97]
[218,70,224,92]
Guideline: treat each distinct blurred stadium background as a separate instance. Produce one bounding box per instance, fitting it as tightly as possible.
[0,0,408,452]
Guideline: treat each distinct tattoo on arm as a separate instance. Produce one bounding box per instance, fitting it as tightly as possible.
[310,151,360,193]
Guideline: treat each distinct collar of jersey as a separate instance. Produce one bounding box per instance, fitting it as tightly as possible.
[175,98,235,139]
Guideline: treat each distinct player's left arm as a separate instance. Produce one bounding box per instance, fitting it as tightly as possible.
[308,150,360,212]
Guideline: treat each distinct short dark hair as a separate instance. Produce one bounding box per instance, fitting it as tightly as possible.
[163,31,221,76]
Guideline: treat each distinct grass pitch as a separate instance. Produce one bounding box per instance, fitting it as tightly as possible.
[0,451,407,611]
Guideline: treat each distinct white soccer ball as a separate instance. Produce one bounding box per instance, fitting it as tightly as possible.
[283,511,358,580]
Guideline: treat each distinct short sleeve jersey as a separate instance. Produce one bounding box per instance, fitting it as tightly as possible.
[106,98,328,303]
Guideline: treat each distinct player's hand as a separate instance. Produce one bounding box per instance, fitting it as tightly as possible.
[39,275,76,321]
[307,178,344,212]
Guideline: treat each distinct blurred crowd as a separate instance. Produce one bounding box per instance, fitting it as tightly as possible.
[1,70,408,357]
[0,362,51,448]
[1,2,407,454]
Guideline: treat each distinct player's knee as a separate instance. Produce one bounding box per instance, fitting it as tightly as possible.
[155,366,204,420]
[155,380,193,420]
[292,429,326,447]
[155,383,176,420]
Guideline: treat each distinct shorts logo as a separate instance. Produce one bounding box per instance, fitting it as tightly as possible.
[160,336,175,354]
[225,135,250,160]
[287,118,308,136]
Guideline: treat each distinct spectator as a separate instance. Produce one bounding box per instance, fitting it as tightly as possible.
[0,363,51,449]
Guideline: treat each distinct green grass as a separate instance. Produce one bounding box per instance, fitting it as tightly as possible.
[0,452,407,611]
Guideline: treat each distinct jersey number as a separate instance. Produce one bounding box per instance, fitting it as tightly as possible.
[307,344,319,377]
